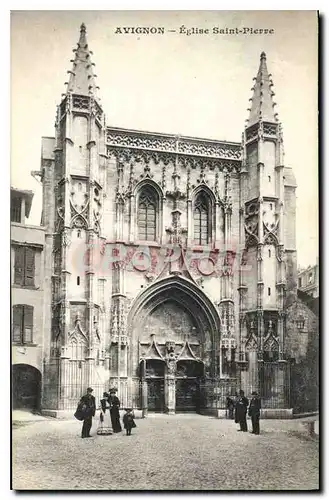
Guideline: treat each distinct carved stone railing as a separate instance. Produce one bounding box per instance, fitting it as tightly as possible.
[106,127,242,163]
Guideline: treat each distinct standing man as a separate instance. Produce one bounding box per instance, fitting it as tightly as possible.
[248,391,261,435]
[235,389,249,432]
[79,387,96,438]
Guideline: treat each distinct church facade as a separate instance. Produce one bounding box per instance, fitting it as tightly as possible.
[40,24,298,415]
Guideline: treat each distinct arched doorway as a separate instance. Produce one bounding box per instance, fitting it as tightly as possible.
[129,276,221,413]
[12,364,41,411]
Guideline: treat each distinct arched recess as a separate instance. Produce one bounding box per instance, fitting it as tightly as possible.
[66,323,88,400]
[134,179,164,243]
[12,363,42,411]
[191,185,216,246]
[127,276,221,377]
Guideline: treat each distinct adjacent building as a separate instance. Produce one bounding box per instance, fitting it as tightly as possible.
[298,260,319,298]
[11,188,45,410]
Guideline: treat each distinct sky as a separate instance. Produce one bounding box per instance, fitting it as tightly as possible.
[10,10,318,268]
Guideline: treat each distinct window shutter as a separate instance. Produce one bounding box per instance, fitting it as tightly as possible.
[14,247,24,285]
[24,248,35,287]
[12,305,23,343]
[11,198,22,223]
[23,305,33,343]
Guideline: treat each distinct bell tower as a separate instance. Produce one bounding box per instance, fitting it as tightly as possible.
[239,52,289,397]
[44,24,108,410]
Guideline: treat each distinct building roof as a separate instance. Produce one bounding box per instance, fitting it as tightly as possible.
[247,52,278,127]
[11,187,34,218]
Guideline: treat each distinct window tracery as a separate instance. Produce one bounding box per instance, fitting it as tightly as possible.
[137,186,157,241]
[193,192,211,245]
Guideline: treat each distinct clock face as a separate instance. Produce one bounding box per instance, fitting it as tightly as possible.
[197,257,215,276]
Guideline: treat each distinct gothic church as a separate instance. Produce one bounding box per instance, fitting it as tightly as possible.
[39,24,299,415]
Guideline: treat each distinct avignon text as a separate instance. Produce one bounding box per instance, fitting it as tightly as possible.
[114,26,275,36]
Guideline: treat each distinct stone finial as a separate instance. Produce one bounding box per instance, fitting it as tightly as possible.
[61,23,102,101]
[245,51,278,128]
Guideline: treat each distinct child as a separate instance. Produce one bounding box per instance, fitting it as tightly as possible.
[123,408,136,436]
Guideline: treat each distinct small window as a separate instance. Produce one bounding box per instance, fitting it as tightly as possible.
[12,305,33,344]
[270,203,273,210]
[268,249,271,258]
[268,287,271,296]
[268,176,271,182]
[14,247,35,287]
[11,198,22,223]
[296,317,305,330]
[77,276,80,286]
[298,277,302,288]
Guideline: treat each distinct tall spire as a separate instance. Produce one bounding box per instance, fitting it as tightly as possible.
[246,52,278,127]
[65,23,99,97]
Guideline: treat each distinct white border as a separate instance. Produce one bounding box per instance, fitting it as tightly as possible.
[3,2,325,499]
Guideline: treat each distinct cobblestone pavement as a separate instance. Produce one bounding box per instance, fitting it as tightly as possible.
[12,415,319,491]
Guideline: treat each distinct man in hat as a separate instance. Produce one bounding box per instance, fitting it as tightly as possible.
[108,388,122,433]
[79,387,96,438]
[235,390,249,432]
[248,391,261,435]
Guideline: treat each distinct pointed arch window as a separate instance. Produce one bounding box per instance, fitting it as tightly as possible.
[137,186,157,241]
[193,192,211,245]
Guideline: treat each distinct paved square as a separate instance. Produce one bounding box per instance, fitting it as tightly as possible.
[12,415,319,491]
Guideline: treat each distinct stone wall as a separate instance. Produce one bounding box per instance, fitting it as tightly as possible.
[285,298,319,413]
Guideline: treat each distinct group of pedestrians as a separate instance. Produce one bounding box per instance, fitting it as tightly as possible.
[76,386,261,437]
[226,390,261,434]
[75,387,136,438]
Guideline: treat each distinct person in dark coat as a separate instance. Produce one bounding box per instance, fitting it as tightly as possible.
[233,392,239,423]
[235,389,249,432]
[108,389,122,433]
[226,395,235,419]
[248,391,261,435]
[79,387,96,438]
[123,408,136,436]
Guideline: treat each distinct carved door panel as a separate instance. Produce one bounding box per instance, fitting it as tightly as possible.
[147,379,165,412]
[176,378,199,412]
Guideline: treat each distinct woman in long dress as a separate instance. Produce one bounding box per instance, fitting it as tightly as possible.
[108,389,122,433]
[97,392,112,435]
